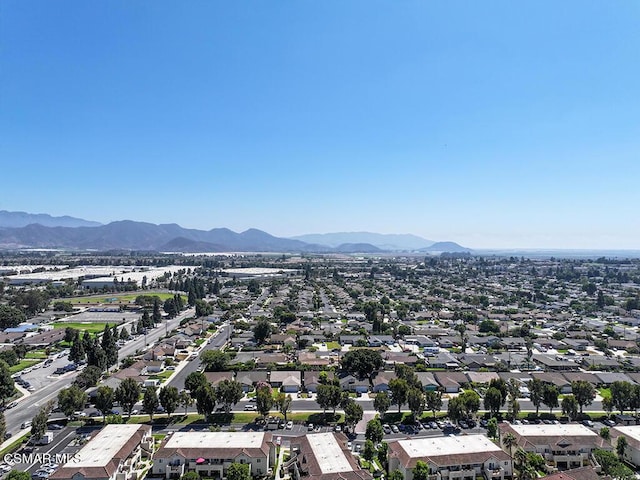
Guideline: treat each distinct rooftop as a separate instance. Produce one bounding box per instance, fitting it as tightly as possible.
[73,424,143,468]
[306,433,353,474]
[611,425,640,442]
[508,424,597,437]
[397,434,502,458]
[165,432,265,449]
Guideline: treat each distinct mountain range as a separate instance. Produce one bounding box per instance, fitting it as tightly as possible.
[0,211,470,254]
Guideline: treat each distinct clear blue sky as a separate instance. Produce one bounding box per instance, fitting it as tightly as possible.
[2,1,639,249]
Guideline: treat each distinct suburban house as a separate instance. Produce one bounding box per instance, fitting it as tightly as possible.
[50,424,152,480]
[152,431,275,479]
[339,375,369,394]
[236,371,269,393]
[388,435,512,480]
[270,371,302,393]
[372,371,397,393]
[304,372,335,393]
[287,432,372,480]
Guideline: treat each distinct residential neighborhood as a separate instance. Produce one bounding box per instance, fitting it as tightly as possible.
[0,252,639,480]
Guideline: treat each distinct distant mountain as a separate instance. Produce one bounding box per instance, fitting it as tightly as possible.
[291,232,434,251]
[420,241,472,253]
[334,243,383,254]
[0,210,471,254]
[0,220,320,252]
[0,210,101,228]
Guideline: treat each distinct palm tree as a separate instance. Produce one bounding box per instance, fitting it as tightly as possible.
[503,432,517,458]
[514,447,528,472]
[519,464,537,480]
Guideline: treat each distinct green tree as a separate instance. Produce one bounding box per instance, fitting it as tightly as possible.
[179,390,193,416]
[0,412,6,443]
[316,384,341,414]
[425,390,442,419]
[617,435,628,460]
[561,395,579,422]
[571,380,596,413]
[503,432,517,458]
[388,471,404,480]
[603,396,614,418]
[447,396,465,424]
[180,472,200,480]
[276,393,292,422]
[0,305,25,329]
[101,324,118,368]
[115,378,142,419]
[216,380,244,413]
[69,338,85,364]
[143,387,159,421]
[341,349,384,381]
[484,387,503,417]
[255,384,273,417]
[0,360,15,406]
[363,439,376,462]
[200,350,229,371]
[159,386,180,418]
[459,390,480,419]
[5,472,31,480]
[388,378,409,413]
[344,400,363,433]
[407,388,425,420]
[611,381,634,414]
[30,402,53,442]
[412,460,430,480]
[194,383,217,419]
[94,385,115,423]
[542,384,559,414]
[253,318,272,345]
[528,378,544,416]
[487,417,498,439]
[57,385,87,417]
[73,365,103,390]
[226,463,250,480]
[374,391,391,416]
[365,417,384,444]
[600,427,610,440]
[185,372,208,393]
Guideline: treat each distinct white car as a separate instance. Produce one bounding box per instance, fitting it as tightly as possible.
[286,421,293,430]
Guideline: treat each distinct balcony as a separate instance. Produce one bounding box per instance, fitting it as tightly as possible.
[483,466,505,480]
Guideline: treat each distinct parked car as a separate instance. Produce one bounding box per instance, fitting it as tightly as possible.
[286,421,293,430]
[391,424,399,433]
[383,424,391,434]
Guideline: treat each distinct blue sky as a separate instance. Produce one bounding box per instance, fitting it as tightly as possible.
[2,1,639,249]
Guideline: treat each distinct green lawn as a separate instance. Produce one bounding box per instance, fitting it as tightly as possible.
[148,370,174,383]
[599,388,611,399]
[9,359,40,374]
[25,350,48,359]
[52,322,113,333]
[325,341,340,350]
[62,293,187,304]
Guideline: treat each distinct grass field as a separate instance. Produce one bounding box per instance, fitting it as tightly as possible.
[63,293,187,304]
[9,359,41,374]
[52,322,113,333]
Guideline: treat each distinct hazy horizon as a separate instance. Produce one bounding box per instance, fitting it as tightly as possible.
[2,1,639,250]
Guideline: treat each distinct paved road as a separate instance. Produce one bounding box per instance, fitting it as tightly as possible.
[3,308,195,437]
[166,323,231,391]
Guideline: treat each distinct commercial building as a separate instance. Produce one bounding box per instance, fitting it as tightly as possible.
[152,432,275,479]
[50,424,152,480]
[388,434,512,480]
